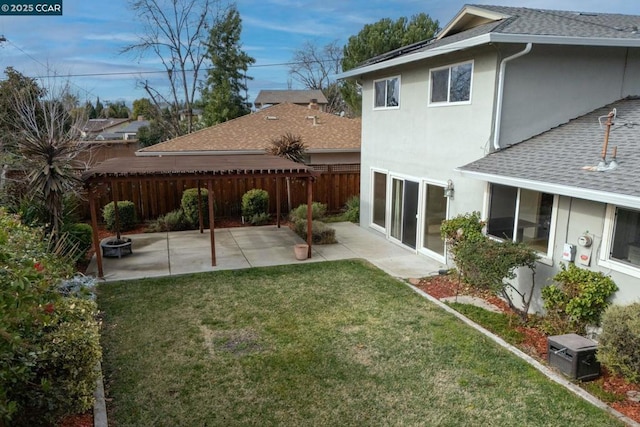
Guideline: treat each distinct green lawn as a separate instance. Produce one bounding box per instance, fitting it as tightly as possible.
[98,260,623,426]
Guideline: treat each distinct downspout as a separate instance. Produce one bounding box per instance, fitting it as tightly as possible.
[493,43,532,150]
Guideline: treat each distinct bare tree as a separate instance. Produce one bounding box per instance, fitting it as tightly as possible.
[10,77,87,235]
[123,0,222,136]
[289,40,347,115]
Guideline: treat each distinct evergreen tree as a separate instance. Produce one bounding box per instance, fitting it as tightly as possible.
[84,101,97,119]
[341,13,439,116]
[95,97,104,118]
[201,5,255,126]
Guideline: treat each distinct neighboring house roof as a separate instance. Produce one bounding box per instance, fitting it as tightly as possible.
[116,120,151,134]
[254,90,328,107]
[339,5,640,79]
[137,103,360,155]
[457,97,640,209]
[81,118,131,134]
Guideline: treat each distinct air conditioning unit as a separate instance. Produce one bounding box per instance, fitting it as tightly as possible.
[547,334,600,381]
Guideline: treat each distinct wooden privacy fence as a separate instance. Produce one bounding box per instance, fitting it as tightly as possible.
[84,163,360,221]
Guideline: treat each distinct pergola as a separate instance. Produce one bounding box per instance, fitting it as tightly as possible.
[82,154,319,278]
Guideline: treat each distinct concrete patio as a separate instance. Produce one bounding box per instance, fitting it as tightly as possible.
[86,222,445,282]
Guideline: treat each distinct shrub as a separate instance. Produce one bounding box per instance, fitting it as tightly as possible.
[541,263,618,335]
[147,209,192,232]
[598,303,640,383]
[0,208,101,426]
[440,211,484,245]
[249,212,270,226]
[241,189,269,221]
[289,202,327,222]
[440,212,538,319]
[343,196,360,223]
[181,188,209,227]
[293,219,336,244]
[62,222,93,259]
[102,200,137,231]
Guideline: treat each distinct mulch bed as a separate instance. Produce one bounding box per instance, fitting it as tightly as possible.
[413,273,640,423]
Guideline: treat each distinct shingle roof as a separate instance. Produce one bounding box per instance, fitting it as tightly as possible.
[254,90,328,107]
[81,118,131,133]
[467,5,640,39]
[458,97,640,200]
[116,120,151,133]
[138,103,360,154]
[342,5,640,75]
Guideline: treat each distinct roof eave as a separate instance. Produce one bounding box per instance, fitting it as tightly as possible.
[136,149,266,156]
[457,168,640,210]
[337,32,640,80]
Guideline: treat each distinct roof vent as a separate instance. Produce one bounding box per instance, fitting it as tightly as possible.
[266,116,278,120]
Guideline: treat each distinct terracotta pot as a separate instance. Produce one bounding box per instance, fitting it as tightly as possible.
[294,243,309,260]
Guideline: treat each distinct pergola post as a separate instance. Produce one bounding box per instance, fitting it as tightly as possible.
[207,179,216,266]
[276,177,281,228]
[88,188,104,278]
[197,181,204,233]
[111,182,121,240]
[306,176,313,258]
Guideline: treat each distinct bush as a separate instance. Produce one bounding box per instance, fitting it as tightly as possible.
[147,209,192,232]
[541,263,618,335]
[293,219,336,244]
[0,208,101,426]
[248,212,270,226]
[289,202,327,222]
[598,303,640,383]
[62,222,93,259]
[181,188,209,227]
[241,189,269,221]
[343,196,360,223]
[102,200,137,231]
[440,212,538,319]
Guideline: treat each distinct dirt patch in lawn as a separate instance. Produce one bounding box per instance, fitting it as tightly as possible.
[412,273,640,424]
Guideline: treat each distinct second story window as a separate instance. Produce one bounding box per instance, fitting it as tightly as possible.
[430,61,473,105]
[374,76,400,109]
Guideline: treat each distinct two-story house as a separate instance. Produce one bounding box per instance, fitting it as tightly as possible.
[339,5,640,310]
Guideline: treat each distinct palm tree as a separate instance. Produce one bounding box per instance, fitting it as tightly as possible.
[11,78,86,236]
[267,133,306,211]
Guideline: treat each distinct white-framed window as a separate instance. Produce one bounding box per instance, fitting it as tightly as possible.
[600,205,640,277]
[429,61,473,105]
[486,184,557,257]
[373,76,400,109]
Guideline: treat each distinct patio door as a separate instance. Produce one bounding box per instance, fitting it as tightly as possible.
[390,177,419,249]
[421,183,447,258]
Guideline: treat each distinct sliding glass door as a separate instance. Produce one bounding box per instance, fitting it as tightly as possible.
[422,183,446,256]
[390,177,419,249]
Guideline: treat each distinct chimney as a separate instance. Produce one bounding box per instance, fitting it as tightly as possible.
[138,115,144,121]
[308,99,319,110]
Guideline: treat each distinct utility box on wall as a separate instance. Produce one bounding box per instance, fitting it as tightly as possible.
[547,334,600,381]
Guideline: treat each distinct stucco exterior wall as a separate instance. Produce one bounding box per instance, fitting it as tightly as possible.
[499,45,640,148]
[359,48,499,237]
[511,196,639,313]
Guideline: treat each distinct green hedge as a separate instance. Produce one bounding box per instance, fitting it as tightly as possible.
[242,189,270,225]
[289,202,327,222]
[0,208,101,426]
[293,219,336,244]
[181,188,209,227]
[102,200,137,231]
[597,303,640,383]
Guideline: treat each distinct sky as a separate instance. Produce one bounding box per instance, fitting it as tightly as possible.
[0,0,638,107]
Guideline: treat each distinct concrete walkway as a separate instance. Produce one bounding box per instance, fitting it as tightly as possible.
[86,222,445,282]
